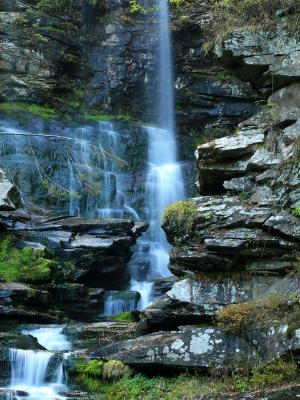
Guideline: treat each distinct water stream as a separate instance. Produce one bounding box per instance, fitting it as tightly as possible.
[5,326,71,400]
[128,0,184,308]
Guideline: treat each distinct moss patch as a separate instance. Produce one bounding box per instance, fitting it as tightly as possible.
[111,311,137,323]
[163,200,198,240]
[0,236,56,283]
[217,293,299,335]
[0,102,57,121]
[84,113,132,123]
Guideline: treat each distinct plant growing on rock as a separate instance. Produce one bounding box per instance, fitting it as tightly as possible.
[217,293,299,334]
[163,200,198,242]
[204,0,300,49]
[251,358,298,388]
[0,236,56,283]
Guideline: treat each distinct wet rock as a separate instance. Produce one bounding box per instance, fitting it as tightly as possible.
[0,306,60,323]
[0,168,22,211]
[9,334,46,350]
[64,322,139,351]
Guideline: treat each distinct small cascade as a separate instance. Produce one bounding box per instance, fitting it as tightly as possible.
[5,326,71,400]
[103,291,139,317]
[68,121,140,221]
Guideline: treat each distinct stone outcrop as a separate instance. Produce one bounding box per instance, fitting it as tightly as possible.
[91,324,300,370]
[144,276,300,330]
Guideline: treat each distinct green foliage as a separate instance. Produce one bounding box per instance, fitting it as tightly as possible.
[0,236,55,283]
[163,200,198,239]
[84,113,132,123]
[129,0,157,15]
[217,293,300,334]
[239,191,250,201]
[111,311,137,323]
[292,206,300,217]
[75,359,104,378]
[102,360,133,381]
[251,358,298,388]
[0,102,57,121]
[91,373,233,399]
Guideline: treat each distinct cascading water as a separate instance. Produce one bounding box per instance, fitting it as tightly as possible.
[129,0,185,308]
[5,326,71,400]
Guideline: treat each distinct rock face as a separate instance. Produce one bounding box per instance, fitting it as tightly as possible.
[92,324,300,370]
[144,276,300,330]
[163,81,300,277]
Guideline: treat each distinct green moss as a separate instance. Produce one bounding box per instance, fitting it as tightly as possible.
[163,200,198,239]
[251,358,298,388]
[111,311,137,323]
[0,102,57,121]
[292,206,300,217]
[75,359,104,378]
[84,113,132,123]
[0,236,56,283]
[217,293,299,335]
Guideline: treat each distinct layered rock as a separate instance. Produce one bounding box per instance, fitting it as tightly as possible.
[144,276,300,330]
[91,324,300,370]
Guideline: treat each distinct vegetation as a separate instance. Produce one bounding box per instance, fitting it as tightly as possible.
[111,311,137,323]
[163,200,198,239]
[102,360,133,381]
[292,206,300,217]
[84,113,132,123]
[217,293,300,335]
[72,363,300,398]
[0,102,57,121]
[205,0,300,48]
[251,358,298,388]
[0,236,56,283]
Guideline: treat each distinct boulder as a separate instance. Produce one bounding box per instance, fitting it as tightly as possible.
[91,324,300,370]
[0,168,22,211]
[9,334,46,350]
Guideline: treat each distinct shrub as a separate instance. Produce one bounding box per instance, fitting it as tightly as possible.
[292,206,300,217]
[217,294,293,334]
[163,200,198,239]
[205,0,300,49]
[0,236,55,283]
[102,360,133,381]
[251,358,298,388]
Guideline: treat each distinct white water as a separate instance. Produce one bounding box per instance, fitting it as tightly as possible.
[6,326,71,400]
[68,121,140,221]
[129,0,185,308]
[103,291,139,317]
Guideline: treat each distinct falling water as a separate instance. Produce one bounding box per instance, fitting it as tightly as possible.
[68,122,140,221]
[129,0,185,308]
[5,326,71,400]
[103,291,139,317]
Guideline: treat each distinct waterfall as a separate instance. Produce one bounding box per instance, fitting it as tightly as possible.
[129,0,185,308]
[5,326,71,400]
[68,121,140,221]
[103,291,139,317]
